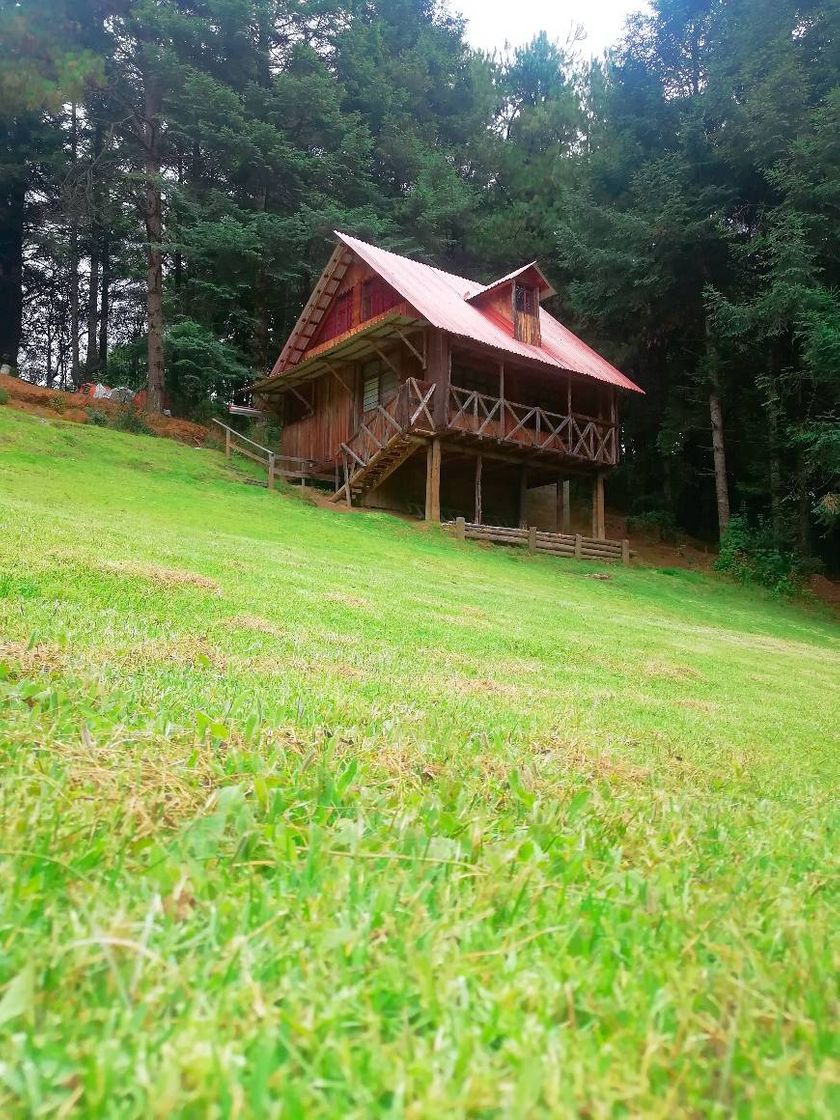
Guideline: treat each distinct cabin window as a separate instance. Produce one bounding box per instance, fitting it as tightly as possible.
[513,283,541,345]
[361,360,397,412]
[361,277,400,321]
[317,289,352,344]
[514,284,536,316]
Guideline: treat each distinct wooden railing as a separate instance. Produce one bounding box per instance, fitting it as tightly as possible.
[447,386,618,465]
[339,377,436,491]
[450,519,631,564]
[212,419,314,486]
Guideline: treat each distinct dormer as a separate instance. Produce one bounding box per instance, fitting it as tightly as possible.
[466,263,554,348]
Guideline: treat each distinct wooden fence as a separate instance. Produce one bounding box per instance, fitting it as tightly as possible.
[449,518,631,564]
[212,419,314,487]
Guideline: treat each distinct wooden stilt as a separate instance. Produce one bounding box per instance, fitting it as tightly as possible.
[425,438,441,522]
[475,454,483,525]
[267,453,276,490]
[344,455,352,509]
[225,428,231,459]
[455,516,466,540]
[592,472,606,540]
[499,363,506,439]
[518,465,528,528]
[556,479,570,533]
[528,525,537,554]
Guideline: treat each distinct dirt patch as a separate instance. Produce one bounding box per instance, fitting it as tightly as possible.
[223,614,286,637]
[325,592,369,609]
[809,575,840,613]
[0,374,209,445]
[97,560,222,594]
[0,640,65,676]
[642,659,703,682]
[453,676,526,699]
[675,698,720,712]
[128,636,227,672]
[532,738,652,785]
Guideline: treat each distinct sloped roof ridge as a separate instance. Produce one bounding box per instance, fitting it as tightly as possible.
[336,231,481,295]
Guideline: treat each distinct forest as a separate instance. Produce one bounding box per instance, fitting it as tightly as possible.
[2,0,839,567]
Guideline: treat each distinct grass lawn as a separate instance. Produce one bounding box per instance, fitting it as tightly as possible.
[0,407,838,1118]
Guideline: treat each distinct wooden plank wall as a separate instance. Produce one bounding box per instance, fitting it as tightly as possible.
[280,371,356,466]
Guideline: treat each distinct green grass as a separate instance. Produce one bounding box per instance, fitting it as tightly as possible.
[0,408,838,1118]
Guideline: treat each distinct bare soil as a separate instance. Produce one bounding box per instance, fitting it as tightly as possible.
[0,375,209,445]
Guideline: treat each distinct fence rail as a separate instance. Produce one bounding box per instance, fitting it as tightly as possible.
[212,419,314,487]
[448,518,631,564]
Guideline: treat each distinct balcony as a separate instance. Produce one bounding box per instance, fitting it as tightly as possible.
[445,385,618,466]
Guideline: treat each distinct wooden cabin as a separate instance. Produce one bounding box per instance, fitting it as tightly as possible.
[253,233,643,534]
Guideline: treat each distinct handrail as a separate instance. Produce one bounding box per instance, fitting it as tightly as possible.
[212,418,273,457]
[212,419,314,467]
[212,418,315,490]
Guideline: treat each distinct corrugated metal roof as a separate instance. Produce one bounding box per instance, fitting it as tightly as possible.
[467,261,555,301]
[335,232,643,393]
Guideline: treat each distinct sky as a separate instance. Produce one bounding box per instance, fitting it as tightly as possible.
[447,0,649,58]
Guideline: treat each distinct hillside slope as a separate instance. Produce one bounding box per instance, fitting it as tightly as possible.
[0,409,838,1118]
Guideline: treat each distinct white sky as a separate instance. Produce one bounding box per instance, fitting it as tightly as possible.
[447,0,649,58]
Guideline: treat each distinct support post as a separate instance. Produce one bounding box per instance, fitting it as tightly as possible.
[425,438,441,522]
[518,465,528,528]
[426,330,449,429]
[556,479,570,534]
[455,516,466,540]
[499,362,506,439]
[574,533,582,559]
[474,454,483,525]
[621,538,630,566]
[267,452,276,490]
[344,455,352,509]
[225,427,231,459]
[592,472,606,540]
[528,525,537,554]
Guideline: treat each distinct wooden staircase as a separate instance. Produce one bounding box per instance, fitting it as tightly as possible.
[332,377,436,505]
[336,435,418,502]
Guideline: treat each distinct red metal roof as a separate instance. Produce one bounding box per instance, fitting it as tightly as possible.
[335,233,643,393]
[466,261,555,302]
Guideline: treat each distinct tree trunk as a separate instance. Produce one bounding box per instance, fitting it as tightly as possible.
[0,170,24,368]
[98,227,109,373]
[69,103,82,385]
[796,452,810,557]
[143,72,165,412]
[708,375,731,540]
[46,313,54,387]
[85,254,99,372]
[766,368,784,544]
[85,124,104,376]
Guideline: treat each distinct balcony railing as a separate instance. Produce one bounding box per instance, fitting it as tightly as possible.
[445,386,618,466]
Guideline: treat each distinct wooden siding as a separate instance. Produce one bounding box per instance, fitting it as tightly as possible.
[306,260,402,356]
[280,371,356,467]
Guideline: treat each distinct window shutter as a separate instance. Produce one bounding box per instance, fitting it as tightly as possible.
[363,375,379,412]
